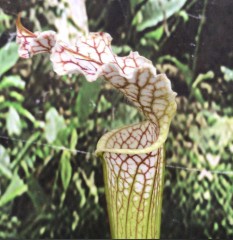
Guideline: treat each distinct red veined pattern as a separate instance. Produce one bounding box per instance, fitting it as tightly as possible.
[102,121,164,238]
[16,15,56,58]
[16,15,177,238]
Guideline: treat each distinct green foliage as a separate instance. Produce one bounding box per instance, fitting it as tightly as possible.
[6,107,22,136]
[221,66,233,82]
[45,107,66,143]
[0,145,12,178]
[0,42,19,76]
[0,75,25,90]
[75,77,101,124]
[158,55,193,86]
[60,150,72,191]
[0,0,232,239]
[0,172,28,207]
[163,110,233,238]
[132,0,187,31]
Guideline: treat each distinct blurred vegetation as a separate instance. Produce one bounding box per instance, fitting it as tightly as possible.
[0,0,233,238]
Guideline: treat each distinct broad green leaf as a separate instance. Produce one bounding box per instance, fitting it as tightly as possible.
[192,71,214,89]
[27,176,48,211]
[9,91,24,102]
[70,129,78,150]
[0,172,28,207]
[16,106,35,123]
[132,0,187,31]
[145,25,164,41]
[60,150,72,191]
[208,117,233,148]
[0,9,11,33]
[6,107,22,136]
[179,10,189,22]
[75,77,101,124]
[0,101,35,123]
[0,42,19,76]
[44,107,65,143]
[0,75,25,90]
[221,66,233,82]
[0,95,4,103]
[0,145,12,179]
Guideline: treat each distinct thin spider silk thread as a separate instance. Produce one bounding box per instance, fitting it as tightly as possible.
[0,135,90,155]
[0,135,232,176]
[166,164,233,176]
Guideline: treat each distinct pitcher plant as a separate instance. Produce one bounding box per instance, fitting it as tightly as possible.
[16,15,177,239]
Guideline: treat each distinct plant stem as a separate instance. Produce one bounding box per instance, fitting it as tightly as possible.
[192,0,208,77]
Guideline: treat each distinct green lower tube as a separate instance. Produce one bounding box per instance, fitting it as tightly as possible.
[101,147,165,239]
